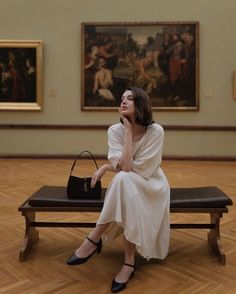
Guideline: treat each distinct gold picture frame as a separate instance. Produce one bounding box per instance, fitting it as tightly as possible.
[81,22,199,111]
[233,70,236,100]
[0,40,43,110]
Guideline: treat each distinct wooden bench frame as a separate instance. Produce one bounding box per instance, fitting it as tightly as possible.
[18,197,229,265]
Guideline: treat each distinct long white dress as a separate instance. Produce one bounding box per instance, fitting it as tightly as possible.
[97,122,170,260]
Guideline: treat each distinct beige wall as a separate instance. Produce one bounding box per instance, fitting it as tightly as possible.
[0,0,236,157]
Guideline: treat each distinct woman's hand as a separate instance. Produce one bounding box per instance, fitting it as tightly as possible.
[119,109,132,133]
[91,166,105,188]
[122,115,132,132]
[118,109,133,172]
[90,164,116,188]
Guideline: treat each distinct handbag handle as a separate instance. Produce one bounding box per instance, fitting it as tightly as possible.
[69,150,99,175]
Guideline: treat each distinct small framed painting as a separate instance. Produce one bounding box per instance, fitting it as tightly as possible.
[0,40,43,110]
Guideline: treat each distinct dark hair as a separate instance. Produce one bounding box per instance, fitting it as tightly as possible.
[126,87,154,126]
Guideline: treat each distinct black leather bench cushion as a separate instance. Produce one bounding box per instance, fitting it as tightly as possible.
[28,186,105,207]
[170,186,232,208]
[28,186,233,208]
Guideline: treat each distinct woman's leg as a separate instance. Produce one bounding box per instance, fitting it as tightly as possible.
[75,223,110,257]
[114,235,135,283]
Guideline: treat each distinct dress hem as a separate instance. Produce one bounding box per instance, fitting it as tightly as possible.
[97,219,169,261]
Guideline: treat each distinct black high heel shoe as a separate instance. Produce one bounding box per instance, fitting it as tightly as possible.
[111,262,135,293]
[66,236,102,265]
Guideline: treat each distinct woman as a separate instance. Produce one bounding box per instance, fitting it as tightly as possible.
[67,87,170,293]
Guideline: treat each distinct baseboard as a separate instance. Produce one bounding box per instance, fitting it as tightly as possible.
[0,124,236,131]
[0,154,235,161]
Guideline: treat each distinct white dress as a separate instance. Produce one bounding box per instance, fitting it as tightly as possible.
[97,122,170,260]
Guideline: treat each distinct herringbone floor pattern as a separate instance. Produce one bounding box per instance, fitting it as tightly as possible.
[0,159,235,293]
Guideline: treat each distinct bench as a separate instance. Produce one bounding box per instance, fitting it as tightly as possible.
[18,186,233,264]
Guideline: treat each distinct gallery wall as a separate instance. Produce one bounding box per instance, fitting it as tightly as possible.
[0,0,236,158]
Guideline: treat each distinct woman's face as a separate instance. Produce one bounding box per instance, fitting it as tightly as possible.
[120,90,135,118]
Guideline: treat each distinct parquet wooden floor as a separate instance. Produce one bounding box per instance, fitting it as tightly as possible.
[0,159,235,294]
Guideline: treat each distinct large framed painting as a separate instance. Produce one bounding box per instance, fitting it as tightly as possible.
[81,22,199,111]
[0,40,43,110]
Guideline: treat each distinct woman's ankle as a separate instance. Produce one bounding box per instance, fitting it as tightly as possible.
[87,232,102,243]
[88,223,109,242]
[124,256,135,266]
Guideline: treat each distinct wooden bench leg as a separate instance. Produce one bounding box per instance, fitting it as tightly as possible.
[19,211,39,262]
[208,212,226,265]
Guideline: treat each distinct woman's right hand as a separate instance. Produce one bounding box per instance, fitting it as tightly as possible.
[91,166,105,188]
[90,164,116,188]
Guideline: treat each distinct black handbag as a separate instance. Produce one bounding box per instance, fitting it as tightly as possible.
[67,150,102,199]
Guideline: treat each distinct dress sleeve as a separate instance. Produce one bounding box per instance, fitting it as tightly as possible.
[132,125,164,179]
[107,125,123,169]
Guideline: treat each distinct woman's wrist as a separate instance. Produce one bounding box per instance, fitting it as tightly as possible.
[124,128,132,135]
[101,164,115,173]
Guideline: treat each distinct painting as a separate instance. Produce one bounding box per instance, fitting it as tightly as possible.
[81,22,199,111]
[0,40,43,110]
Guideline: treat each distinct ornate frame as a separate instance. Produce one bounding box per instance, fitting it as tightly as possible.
[0,40,43,110]
[81,22,199,111]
